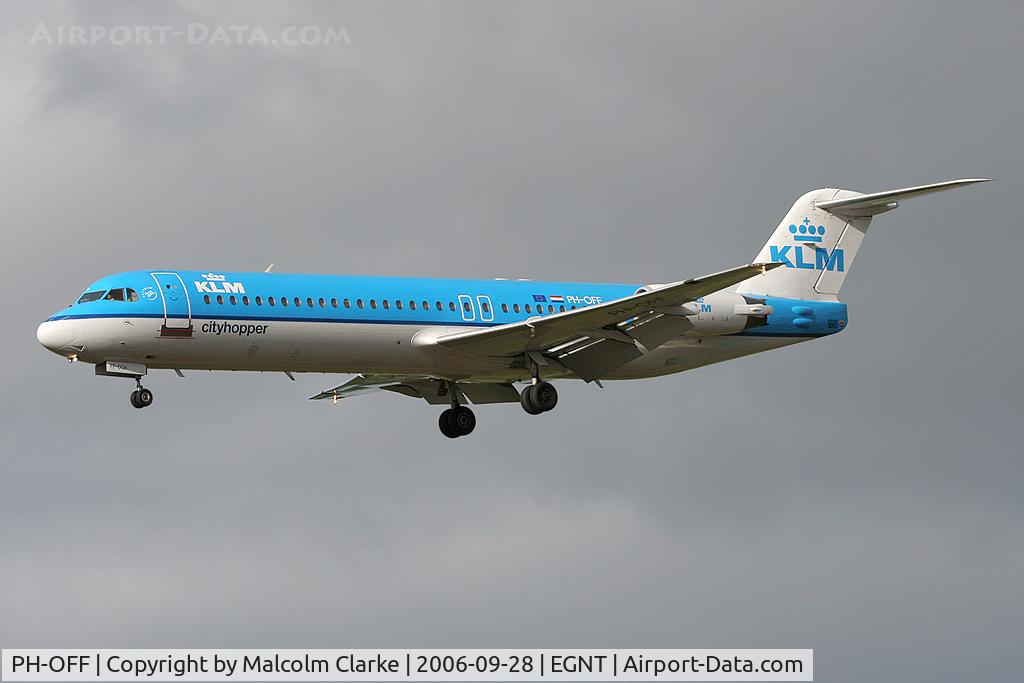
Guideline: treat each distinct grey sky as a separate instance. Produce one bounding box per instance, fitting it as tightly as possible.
[1,2,1022,680]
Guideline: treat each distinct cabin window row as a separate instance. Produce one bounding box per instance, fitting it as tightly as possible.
[199,294,573,315]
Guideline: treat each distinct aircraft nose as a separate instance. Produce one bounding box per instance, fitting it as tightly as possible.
[37,319,78,356]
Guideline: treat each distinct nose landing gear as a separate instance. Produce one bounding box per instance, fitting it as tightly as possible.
[130,378,154,409]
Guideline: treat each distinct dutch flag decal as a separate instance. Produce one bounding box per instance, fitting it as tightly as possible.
[549,295,564,303]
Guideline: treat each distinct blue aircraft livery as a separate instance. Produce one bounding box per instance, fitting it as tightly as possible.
[36,179,989,437]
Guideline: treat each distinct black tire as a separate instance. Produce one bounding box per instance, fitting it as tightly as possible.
[451,406,476,436]
[137,388,154,407]
[439,409,459,438]
[520,385,544,415]
[130,390,142,409]
[532,381,558,412]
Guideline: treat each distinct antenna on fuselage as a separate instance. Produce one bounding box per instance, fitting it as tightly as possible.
[264,263,275,273]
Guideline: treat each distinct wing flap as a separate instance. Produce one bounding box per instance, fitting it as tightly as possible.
[310,375,519,405]
[556,337,643,382]
[458,382,521,404]
[309,374,415,400]
[622,311,695,350]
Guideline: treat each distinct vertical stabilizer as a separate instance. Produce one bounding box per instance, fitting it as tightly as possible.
[737,179,990,300]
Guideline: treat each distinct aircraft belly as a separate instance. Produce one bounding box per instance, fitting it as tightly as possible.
[72,317,810,382]
[77,318,514,376]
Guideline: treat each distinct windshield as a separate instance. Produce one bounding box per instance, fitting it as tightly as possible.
[77,290,106,303]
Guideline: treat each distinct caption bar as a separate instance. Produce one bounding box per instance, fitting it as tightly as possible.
[2,649,811,682]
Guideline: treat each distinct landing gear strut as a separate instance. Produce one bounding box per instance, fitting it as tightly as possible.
[438,382,475,438]
[521,380,558,415]
[130,378,154,409]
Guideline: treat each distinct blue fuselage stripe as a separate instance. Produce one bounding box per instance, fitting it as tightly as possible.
[49,311,502,327]
[45,269,847,340]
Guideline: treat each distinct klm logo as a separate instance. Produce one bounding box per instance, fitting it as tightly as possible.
[769,217,845,272]
[194,273,246,294]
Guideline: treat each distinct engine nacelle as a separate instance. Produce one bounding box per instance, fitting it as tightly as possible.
[638,287,772,336]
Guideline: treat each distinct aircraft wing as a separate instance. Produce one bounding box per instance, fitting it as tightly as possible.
[310,374,521,405]
[434,262,783,381]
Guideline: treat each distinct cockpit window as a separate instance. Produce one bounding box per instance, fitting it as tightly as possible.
[126,288,139,302]
[104,288,126,301]
[78,290,106,303]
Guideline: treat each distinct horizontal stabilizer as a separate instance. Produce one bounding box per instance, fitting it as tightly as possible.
[816,178,991,216]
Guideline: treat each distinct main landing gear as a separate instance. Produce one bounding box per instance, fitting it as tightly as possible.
[435,378,558,437]
[439,405,476,438]
[439,380,476,438]
[129,378,154,409]
[520,380,558,415]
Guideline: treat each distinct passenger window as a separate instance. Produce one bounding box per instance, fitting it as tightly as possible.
[343,299,351,308]
[525,304,532,313]
[309,297,316,307]
[463,301,471,312]
[282,297,289,307]
[104,288,125,301]
[229,295,237,305]
[331,298,338,308]
[126,288,139,302]
[513,303,520,313]
[269,297,276,306]
[482,302,491,313]
[423,300,429,311]
[357,299,364,309]
[501,303,508,313]
[396,300,403,310]
[242,296,250,305]
[204,295,211,304]
[256,296,263,306]
[77,290,106,303]
[370,299,377,309]
[383,300,390,310]
[559,305,565,312]
[409,300,416,310]
[435,301,442,311]
[216,295,224,305]
[548,305,554,313]
[294,297,301,307]
[449,302,456,311]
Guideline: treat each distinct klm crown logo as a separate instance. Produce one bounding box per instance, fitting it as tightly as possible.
[770,217,844,272]
[789,217,826,243]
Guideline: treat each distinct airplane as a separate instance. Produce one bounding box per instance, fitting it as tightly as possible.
[38,178,989,437]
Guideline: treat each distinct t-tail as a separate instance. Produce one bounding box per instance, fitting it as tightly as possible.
[738,178,991,301]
